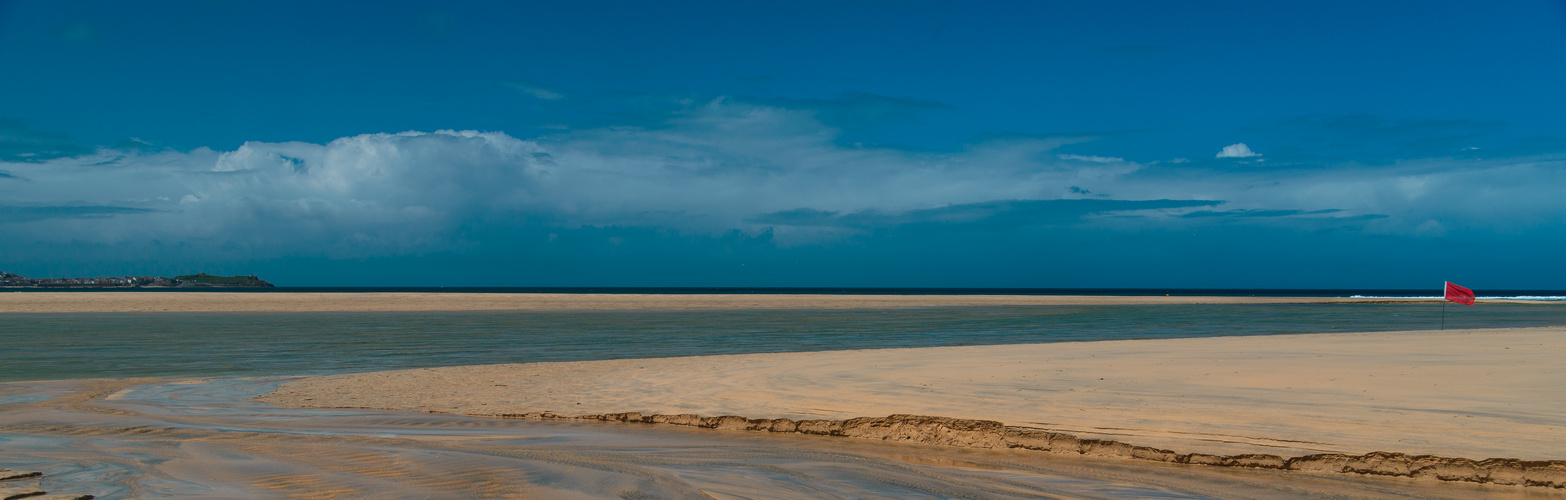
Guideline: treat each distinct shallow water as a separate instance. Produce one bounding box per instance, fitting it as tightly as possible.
[1,378,1557,499]
[4,303,1564,381]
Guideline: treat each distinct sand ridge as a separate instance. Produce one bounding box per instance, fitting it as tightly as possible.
[260,327,1566,464]
[0,291,1444,313]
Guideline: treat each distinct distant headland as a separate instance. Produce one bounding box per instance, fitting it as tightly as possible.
[0,271,273,288]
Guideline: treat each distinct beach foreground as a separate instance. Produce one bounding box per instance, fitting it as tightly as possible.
[260,327,1566,486]
[5,378,1548,499]
[0,291,1446,313]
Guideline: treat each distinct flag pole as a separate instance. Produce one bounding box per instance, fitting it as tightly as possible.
[1440,281,1447,331]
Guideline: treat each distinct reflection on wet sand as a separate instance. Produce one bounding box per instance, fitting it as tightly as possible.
[1,378,1558,499]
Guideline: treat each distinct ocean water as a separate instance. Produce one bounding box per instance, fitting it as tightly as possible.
[3,302,1564,382]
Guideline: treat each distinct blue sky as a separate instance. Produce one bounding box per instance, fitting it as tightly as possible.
[2,0,1564,288]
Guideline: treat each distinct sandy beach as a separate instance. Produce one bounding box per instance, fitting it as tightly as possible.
[10,378,1549,499]
[0,291,1443,313]
[261,327,1566,473]
[8,293,1564,491]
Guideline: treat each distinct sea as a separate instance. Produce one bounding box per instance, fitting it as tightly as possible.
[3,287,1564,382]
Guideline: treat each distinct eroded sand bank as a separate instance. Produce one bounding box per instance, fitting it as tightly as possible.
[260,327,1566,485]
[0,291,1438,313]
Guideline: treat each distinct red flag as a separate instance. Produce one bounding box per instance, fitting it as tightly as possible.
[1444,282,1475,306]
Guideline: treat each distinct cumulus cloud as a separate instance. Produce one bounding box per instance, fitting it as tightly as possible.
[0,101,1151,255]
[1216,143,1260,158]
[1,98,1562,264]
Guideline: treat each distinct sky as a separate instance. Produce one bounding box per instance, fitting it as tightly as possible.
[2,0,1564,288]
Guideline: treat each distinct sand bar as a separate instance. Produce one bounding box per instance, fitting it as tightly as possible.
[261,327,1566,463]
[0,291,1447,313]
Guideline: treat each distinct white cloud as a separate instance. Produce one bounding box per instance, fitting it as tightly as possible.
[1216,143,1261,158]
[1,99,1562,259]
[0,101,1147,254]
[1058,154,1125,163]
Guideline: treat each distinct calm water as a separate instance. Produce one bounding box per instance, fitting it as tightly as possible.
[3,303,1564,382]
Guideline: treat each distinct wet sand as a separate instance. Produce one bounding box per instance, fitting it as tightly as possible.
[1,378,1555,499]
[0,291,1438,313]
[261,327,1566,477]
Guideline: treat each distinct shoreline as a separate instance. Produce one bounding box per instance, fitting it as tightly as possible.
[0,291,1467,313]
[258,327,1566,488]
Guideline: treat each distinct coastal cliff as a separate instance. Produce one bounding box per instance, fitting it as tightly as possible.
[0,271,273,288]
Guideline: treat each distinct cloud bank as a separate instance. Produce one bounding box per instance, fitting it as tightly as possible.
[2,98,1563,286]
[1216,143,1260,158]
